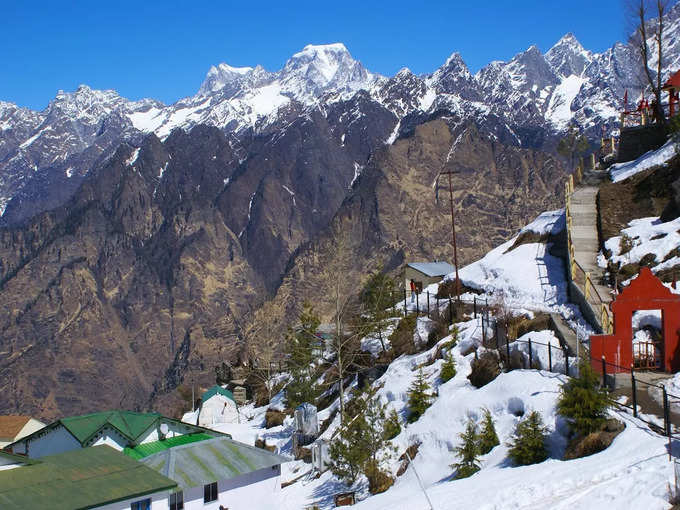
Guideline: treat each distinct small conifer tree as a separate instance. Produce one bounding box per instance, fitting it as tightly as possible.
[383,409,401,440]
[451,418,480,479]
[406,369,432,423]
[440,351,457,383]
[507,411,548,466]
[557,360,610,437]
[478,408,500,455]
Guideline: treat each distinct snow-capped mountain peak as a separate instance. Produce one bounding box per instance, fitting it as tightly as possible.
[198,63,256,96]
[546,32,594,78]
[279,42,377,100]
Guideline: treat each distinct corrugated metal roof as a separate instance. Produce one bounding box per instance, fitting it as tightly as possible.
[407,261,455,277]
[0,445,176,510]
[124,433,214,460]
[61,411,161,444]
[0,450,38,465]
[202,386,235,403]
[141,437,289,490]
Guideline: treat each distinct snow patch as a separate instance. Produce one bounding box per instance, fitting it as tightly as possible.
[609,139,677,183]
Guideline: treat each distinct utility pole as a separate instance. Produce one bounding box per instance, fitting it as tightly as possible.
[438,170,461,308]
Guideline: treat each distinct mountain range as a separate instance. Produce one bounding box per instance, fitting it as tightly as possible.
[1,4,679,419]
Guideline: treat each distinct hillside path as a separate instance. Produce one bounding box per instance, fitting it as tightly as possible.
[569,171,612,307]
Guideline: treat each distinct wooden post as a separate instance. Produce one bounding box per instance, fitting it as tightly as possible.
[631,365,638,418]
[416,293,419,317]
[403,289,407,317]
[528,339,533,369]
[506,337,511,372]
[448,297,453,325]
[427,291,430,318]
[548,343,553,372]
[564,350,569,376]
[473,297,477,319]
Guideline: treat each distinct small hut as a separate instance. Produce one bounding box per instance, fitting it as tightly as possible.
[404,261,455,293]
[198,386,239,427]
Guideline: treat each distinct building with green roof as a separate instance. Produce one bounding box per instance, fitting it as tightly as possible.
[197,385,240,428]
[0,445,177,510]
[140,436,289,510]
[8,410,227,459]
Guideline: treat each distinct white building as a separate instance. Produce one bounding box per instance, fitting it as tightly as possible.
[139,436,288,510]
[0,415,45,448]
[197,386,240,427]
[0,445,177,509]
[7,410,223,459]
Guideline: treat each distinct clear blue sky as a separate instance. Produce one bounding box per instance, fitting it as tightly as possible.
[2,0,628,110]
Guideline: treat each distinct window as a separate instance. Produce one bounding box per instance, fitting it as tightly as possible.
[170,491,184,510]
[203,481,218,503]
[130,498,151,510]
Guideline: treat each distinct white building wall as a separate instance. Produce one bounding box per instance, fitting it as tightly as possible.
[13,425,81,458]
[90,428,130,450]
[198,396,239,427]
[138,419,200,444]
[182,465,281,510]
[93,490,169,510]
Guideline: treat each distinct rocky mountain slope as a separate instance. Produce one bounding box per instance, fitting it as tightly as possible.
[2,2,679,224]
[2,5,680,419]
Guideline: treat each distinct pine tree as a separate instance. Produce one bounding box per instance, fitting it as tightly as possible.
[440,351,456,383]
[383,409,401,440]
[329,386,394,485]
[451,418,480,479]
[285,303,322,408]
[478,408,500,455]
[360,267,396,353]
[507,411,548,466]
[557,361,609,437]
[406,369,432,423]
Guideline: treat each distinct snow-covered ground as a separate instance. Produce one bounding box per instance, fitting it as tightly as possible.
[198,317,675,510]
[181,208,677,509]
[599,216,680,288]
[609,139,677,183]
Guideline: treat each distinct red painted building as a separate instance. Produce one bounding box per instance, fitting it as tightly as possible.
[590,267,680,373]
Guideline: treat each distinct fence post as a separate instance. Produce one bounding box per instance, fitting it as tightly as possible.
[564,350,569,376]
[548,343,552,372]
[416,293,419,316]
[448,297,452,325]
[482,314,487,345]
[631,365,638,418]
[473,297,477,319]
[427,291,430,319]
[601,356,607,388]
[506,337,511,371]
[528,339,533,369]
[663,387,671,437]
[403,289,407,317]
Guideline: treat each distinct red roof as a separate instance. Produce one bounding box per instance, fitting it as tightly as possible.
[662,69,680,89]
[0,416,31,441]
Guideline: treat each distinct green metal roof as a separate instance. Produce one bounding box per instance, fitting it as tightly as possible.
[141,437,289,490]
[123,433,214,460]
[61,410,162,445]
[0,445,176,510]
[202,385,235,403]
[0,450,38,466]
